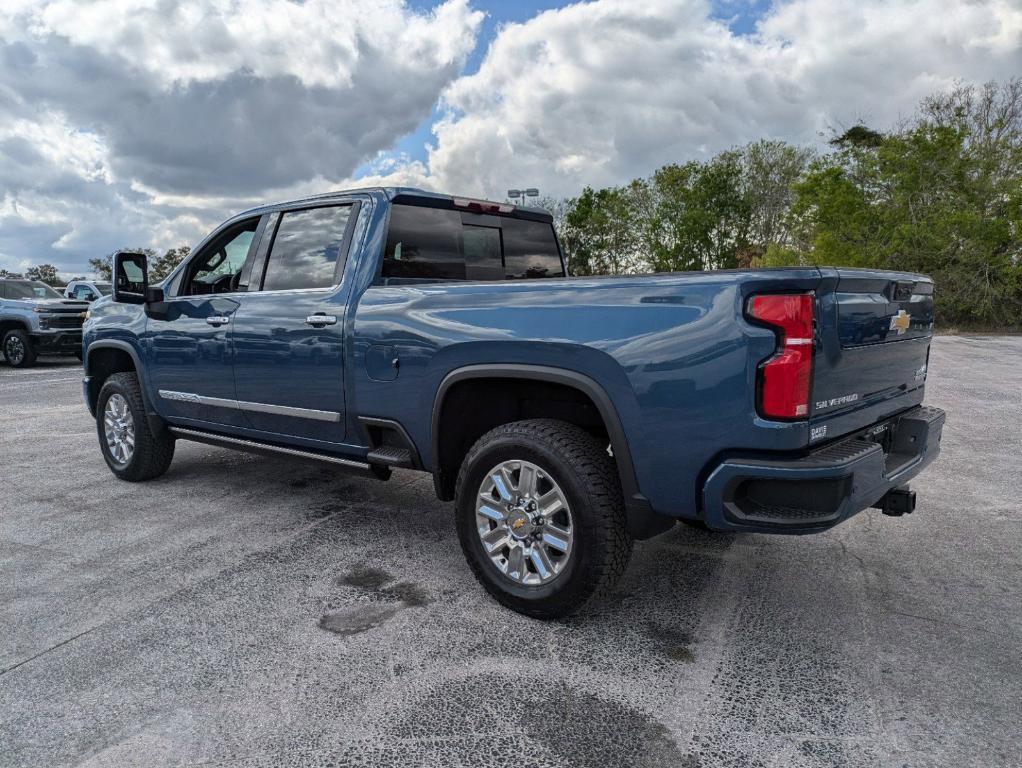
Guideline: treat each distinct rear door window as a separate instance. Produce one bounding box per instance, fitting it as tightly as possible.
[382,204,564,283]
[261,205,355,291]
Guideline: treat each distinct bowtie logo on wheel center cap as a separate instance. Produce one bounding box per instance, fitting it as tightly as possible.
[507,510,534,539]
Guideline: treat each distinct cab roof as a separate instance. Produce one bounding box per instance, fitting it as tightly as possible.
[234,187,554,223]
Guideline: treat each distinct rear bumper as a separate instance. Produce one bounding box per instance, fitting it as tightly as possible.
[702,405,945,534]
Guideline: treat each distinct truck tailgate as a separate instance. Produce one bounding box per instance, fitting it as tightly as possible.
[810,268,934,442]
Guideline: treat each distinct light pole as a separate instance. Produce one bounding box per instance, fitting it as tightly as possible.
[506,188,539,206]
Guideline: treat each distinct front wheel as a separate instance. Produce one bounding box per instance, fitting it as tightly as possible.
[96,372,175,481]
[455,419,633,619]
[3,330,36,368]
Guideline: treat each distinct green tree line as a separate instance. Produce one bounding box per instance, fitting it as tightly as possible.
[558,80,1022,329]
[0,247,190,286]
[88,247,191,282]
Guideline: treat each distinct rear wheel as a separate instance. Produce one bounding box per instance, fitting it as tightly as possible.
[3,330,36,368]
[455,419,632,619]
[96,372,175,481]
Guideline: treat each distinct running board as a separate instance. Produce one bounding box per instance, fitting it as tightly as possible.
[168,427,378,477]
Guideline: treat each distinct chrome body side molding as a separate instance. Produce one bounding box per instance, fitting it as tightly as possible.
[158,390,340,423]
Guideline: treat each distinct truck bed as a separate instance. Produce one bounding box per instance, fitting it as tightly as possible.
[352,264,936,521]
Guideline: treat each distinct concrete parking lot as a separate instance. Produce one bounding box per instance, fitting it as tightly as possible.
[1,336,1019,767]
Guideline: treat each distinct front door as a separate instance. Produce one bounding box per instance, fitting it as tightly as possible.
[146,216,263,427]
[231,203,359,445]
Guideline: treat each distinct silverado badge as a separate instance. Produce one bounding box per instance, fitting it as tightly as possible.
[889,310,911,335]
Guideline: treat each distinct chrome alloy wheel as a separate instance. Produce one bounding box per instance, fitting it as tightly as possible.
[4,335,25,365]
[476,460,574,586]
[103,393,136,464]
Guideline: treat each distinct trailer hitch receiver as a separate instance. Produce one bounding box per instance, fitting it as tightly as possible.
[873,486,916,517]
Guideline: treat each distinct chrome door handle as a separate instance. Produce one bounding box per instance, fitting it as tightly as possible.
[206,315,230,327]
[305,314,337,326]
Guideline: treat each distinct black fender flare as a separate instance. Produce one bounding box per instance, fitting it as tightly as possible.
[0,319,32,343]
[430,363,671,539]
[85,339,167,435]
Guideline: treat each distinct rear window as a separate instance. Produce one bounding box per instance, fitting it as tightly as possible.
[382,204,564,283]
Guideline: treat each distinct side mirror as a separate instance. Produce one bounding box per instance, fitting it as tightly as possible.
[113,251,148,304]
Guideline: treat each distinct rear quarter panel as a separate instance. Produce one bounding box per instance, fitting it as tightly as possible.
[351,268,823,517]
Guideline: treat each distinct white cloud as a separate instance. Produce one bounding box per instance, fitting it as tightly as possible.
[1,0,1020,276]
[394,0,1022,198]
[3,0,480,89]
[0,0,482,275]
[0,110,112,184]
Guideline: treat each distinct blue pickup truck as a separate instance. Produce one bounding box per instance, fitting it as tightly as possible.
[82,187,945,617]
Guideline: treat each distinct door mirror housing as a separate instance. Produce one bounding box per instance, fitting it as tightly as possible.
[113,251,149,304]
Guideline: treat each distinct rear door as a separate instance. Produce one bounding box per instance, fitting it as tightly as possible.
[810,268,934,439]
[231,202,361,445]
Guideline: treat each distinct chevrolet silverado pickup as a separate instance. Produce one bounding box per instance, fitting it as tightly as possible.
[82,187,945,617]
[1,279,88,366]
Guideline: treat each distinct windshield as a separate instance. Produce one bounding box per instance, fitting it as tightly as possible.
[4,281,63,300]
[96,283,112,296]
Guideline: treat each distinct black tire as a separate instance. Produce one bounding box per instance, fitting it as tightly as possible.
[3,329,37,368]
[96,372,175,481]
[455,419,633,619]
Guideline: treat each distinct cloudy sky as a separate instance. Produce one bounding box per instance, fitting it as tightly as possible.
[0,0,1019,277]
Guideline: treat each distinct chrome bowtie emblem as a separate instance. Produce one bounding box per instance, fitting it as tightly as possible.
[889,310,911,335]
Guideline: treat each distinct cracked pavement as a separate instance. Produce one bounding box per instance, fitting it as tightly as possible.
[1,336,1019,767]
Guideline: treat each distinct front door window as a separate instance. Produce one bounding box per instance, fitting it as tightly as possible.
[180,219,260,296]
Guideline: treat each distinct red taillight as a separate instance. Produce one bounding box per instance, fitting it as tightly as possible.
[747,293,814,420]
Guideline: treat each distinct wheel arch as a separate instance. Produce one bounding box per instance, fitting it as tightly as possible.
[430,364,669,539]
[86,340,166,434]
[1,320,34,364]
[0,318,31,338]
